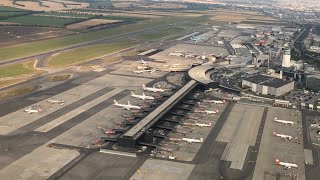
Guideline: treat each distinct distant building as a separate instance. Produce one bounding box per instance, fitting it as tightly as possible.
[242,75,294,97]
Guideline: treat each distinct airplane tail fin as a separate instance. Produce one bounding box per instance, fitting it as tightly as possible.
[200,138,204,142]
[274,117,278,120]
[272,131,277,136]
[38,106,42,112]
[275,159,280,164]
[142,84,146,90]
[131,91,135,96]
[209,123,212,126]
[142,92,146,96]
[114,100,118,105]
[128,101,131,106]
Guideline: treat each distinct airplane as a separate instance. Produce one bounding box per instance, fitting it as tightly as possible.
[137,66,148,70]
[183,122,211,127]
[97,126,116,135]
[274,117,295,125]
[131,91,154,100]
[203,99,225,104]
[182,137,204,143]
[311,124,320,129]
[138,59,148,65]
[46,99,64,105]
[142,84,165,93]
[194,109,219,114]
[169,52,184,57]
[273,131,293,140]
[275,159,298,169]
[113,100,141,110]
[190,35,204,42]
[133,70,144,74]
[24,105,42,114]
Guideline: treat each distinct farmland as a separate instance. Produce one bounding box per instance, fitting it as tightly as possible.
[0,15,84,27]
[47,41,135,67]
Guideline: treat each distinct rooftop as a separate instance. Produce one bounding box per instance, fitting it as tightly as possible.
[244,75,293,88]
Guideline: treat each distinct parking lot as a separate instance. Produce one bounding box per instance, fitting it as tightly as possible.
[253,107,306,180]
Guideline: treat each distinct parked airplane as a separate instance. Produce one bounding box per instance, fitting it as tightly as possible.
[137,66,148,70]
[273,131,293,140]
[131,91,154,100]
[133,70,144,74]
[190,35,204,42]
[113,100,141,110]
[182,137,204,143]
[311,124,320,129]
[98,126,116,134]
[24,106,42,114]
[142,84,165,93]
[183,122,211,127]
[138,59,148,65]
[203,99,225,104]
[194,109,219,114]
[275,159,298,169]
[274,117,295,125]
[47,99,64,105]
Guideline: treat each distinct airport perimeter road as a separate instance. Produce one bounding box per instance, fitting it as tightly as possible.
[0,24,174,67]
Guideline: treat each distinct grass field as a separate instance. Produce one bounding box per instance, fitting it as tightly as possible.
[1,15,82,26]
[47,41,135,67]
[0,6,28,11]
[0,60,41,78]
[45,74,72,82]
[0,85,39,99]
[135,26,185,40]
[0,5,32,18]
[0,16,195,61]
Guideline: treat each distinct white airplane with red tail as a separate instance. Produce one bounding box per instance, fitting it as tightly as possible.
[275,159,298,169]
[273,131,293,140]
[194,109,219,114]
[182,137,203,143]
[24,106,42,114]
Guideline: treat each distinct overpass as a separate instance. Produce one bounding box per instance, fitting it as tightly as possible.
[118,80,198,147]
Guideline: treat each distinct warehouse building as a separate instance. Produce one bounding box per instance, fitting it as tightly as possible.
[242,75,294,97]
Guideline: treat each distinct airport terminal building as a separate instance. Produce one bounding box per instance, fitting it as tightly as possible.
[242,75,294,97]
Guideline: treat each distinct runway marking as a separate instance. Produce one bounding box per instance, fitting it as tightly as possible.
[34,88,123,133]
[99,149,137,157]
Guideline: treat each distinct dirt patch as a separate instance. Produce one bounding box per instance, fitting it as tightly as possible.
[0,22,20,25]
[0,85,39,99]
[66,19,122,30]
[45,73,72,82]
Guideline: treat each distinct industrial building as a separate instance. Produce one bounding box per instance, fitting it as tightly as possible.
[242,75,294,96]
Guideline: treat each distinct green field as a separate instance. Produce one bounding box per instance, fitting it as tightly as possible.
[0,6,32,18]
[0,6,28,11]
[135,26,185,40]
[0,16,202,61]
[0,60,40,78]
[1,15,82,26]
[48,41,135,67]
